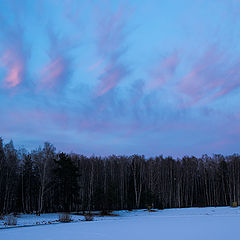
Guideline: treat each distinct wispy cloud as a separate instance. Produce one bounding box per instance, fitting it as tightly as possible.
[0,17,28,91]
[0,49,24,88]
[95,60,129,97]
[38,30,73,92]
[178,45,240,106]
[39,56,68,91]
[93,6,131,97]
[146,52,179,91]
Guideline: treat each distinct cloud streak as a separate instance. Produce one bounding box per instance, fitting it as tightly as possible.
[0,16,28,91]
[0,49,24,88]
[146,52,179,91]
[93,6,131,97]
[38,29,74,92]
[178,45,240,106]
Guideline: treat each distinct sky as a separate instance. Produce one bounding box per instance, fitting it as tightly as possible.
[0,0,240,157]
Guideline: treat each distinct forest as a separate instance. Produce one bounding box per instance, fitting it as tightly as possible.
[0,138,240,214]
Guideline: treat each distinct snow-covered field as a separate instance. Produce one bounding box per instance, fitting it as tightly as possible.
[1,207,240,240]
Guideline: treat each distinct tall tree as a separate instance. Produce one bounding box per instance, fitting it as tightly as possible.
[32,142,55,213]
[54,153,79,212]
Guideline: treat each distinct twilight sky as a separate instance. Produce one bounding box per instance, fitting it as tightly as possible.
[0,0,240,157]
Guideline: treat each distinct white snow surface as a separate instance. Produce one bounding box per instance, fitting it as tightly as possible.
[1,207,240,240]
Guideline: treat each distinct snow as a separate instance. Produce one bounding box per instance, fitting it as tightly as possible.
[0,213,80,227]
[1,207,240,240]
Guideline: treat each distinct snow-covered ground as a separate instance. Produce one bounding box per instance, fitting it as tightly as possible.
[1,207,240,240]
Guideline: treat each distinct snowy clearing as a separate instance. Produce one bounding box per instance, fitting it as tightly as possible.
[1,207,240,240]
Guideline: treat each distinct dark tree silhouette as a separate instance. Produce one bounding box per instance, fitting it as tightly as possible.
[0,138,240,214]
[54,152,79,212]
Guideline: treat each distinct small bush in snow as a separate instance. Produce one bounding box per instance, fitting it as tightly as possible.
[231,202,238,207]
[58,213,72,223]
[36,212,41,216]
[100,210,113,216]
[99,210,118,216]
[84,214,94,221]
[6,215,17,225]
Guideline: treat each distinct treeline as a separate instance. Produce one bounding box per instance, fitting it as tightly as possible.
[0,138,240,214]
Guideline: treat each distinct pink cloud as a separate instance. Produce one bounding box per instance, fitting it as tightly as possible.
[0,11,28,92]
[88,59,103,72]
[96,7,126,58]
[178,45,240,106]
[95,61,128,97]
[39,57,65,90]
[146,52,179,90]
[0,49,24,88]
[93,6,130,97]
[37,28,75,92]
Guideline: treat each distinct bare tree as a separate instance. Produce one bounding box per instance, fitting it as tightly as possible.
[32,142,55,213]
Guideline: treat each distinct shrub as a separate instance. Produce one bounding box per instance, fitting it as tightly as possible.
[147,205,151,210]
[231,202,238,208]
[100,210,112,216]
[6,215,17,225]
[148,209,157,212]
[99,209,119,216]
[58,213,72,223]
[84,214,94,221]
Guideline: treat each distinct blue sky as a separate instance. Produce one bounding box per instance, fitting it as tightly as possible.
[0,0,240,157]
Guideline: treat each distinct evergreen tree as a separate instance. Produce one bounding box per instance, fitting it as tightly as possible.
[54,153,79,212]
